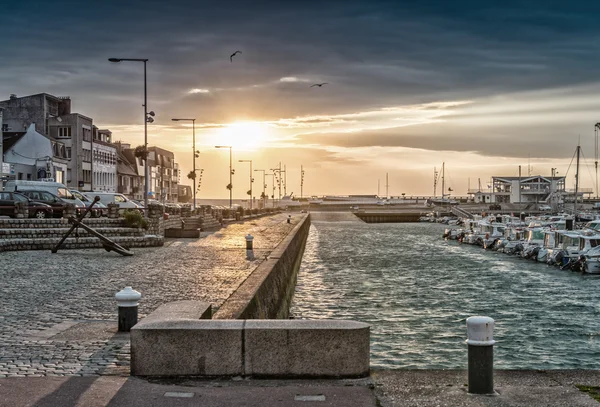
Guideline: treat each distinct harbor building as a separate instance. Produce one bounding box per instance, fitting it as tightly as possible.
[468,174,590,206]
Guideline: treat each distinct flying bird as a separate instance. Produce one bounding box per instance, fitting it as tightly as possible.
[230,50,242,62]
[310,83,328,88]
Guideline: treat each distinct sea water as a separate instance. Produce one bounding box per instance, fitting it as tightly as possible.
[290,221,600,369]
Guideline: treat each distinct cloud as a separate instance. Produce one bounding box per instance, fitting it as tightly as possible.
[188,88,210,94]
[279,77,309,83]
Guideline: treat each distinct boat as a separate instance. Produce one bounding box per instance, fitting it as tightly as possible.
[427,162,458,206]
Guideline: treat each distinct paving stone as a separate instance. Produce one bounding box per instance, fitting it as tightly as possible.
[0,214,297,377]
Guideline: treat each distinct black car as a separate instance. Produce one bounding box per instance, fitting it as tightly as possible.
[0,191,54,218]
[18,190,67,218]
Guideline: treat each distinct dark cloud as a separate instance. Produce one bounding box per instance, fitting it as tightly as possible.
[295,120,591,160]
[2,0,600,150]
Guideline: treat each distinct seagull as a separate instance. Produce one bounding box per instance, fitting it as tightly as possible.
[310,83,328,88]
[230,50,242,62]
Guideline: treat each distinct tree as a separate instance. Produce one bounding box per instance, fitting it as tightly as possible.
[134,145,148,160]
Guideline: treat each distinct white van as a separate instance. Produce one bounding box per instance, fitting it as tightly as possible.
[5,180,86,208]
[84,192,141,209]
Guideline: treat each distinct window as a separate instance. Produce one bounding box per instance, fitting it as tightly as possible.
[58,127,72,138]
[18,172,23,180]
[82,127,92,141]
[42,192,56,201]
[115,195,125,203]
[27,174,32,180]
[57,187,73,199]
[66,147,71,159]
[12,193,27,202]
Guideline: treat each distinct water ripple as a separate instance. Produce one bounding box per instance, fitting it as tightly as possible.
[290,222,600,369]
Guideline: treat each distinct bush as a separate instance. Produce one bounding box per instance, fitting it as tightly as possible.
[123,209,149,229]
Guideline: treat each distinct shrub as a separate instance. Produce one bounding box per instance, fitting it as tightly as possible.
[123,209,148,229]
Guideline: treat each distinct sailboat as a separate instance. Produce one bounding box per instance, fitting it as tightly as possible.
[428,162,458,206]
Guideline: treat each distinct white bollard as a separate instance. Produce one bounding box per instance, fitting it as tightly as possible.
[115,287,142,332]
[245,234,255,260]
[466,316,495,394]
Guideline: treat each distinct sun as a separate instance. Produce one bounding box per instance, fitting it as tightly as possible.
[214,121,270,151]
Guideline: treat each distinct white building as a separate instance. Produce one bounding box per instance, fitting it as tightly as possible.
[2,123,68,183]
[92,127,117,192]
[467,175,586,207]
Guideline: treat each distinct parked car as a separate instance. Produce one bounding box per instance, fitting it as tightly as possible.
[0,191,54,218]
[5,180,87,209]
[70,190,106,217]
[83,192,142,211]
[18,190,86,218]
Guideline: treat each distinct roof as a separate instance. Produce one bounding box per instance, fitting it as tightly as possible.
[117,162,138,177]
[493,175,566,182]
[2,132,26,153]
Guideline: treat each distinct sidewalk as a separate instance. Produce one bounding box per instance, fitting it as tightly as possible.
[1,370,599,406]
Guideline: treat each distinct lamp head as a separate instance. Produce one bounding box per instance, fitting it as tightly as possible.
[148,111,155,117]
[172,118,180,122]
[108,58,122,63]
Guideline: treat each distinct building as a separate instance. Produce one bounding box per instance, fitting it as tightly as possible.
[2,123,68,183]
[119,143,144,201]
[0,107,5,188]
[92,127,117,192]
[147,146,179,202]
[0,93,94,190]
[466,175,590,208]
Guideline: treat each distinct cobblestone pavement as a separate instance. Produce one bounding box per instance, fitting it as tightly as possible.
[0,213,300,377]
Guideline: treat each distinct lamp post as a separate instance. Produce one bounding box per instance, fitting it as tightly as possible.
[266,172,276,208]
[108,57,153,213]
[216,146,233,208]
[254,169,266,209]
[172,118,197,210]
[239,159,253,210]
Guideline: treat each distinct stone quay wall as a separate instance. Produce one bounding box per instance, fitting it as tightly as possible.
[131,300,370,378]
[213,213,311,320]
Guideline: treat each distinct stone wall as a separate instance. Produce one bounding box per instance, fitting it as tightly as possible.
[213,213,311,320]
[131,300,370,378]
[0,217,163,252]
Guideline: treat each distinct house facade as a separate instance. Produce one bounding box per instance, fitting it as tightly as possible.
[0,93,95,190]
[92,127,117,192]
[148,146,179,202]
[2,123,68,183]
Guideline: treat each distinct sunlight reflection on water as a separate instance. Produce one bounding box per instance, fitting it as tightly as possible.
[290,221,600,369]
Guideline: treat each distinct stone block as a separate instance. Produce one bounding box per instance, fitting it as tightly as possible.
[244,320,370,378]
[131,320,243,377]
[142,300,212,322]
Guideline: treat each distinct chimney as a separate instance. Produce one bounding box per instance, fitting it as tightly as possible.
[9,94,17,100]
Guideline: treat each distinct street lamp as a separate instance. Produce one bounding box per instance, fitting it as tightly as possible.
[266,172,276,208]
[254,169,266,209]
[215,146,233,208]
[172,118,197,210]
[108,57,152,212]
[239,160,253,210]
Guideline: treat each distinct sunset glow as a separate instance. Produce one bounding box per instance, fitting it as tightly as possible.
[211,122,272,151]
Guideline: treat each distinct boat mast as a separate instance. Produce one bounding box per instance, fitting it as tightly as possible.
[386,172,389,199]
[441,162,445,199]
[433,167,438,197]
[575,144,580,216]
[595,123,600,198]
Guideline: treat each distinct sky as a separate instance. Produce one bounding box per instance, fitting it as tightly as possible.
[3,0,600,199]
